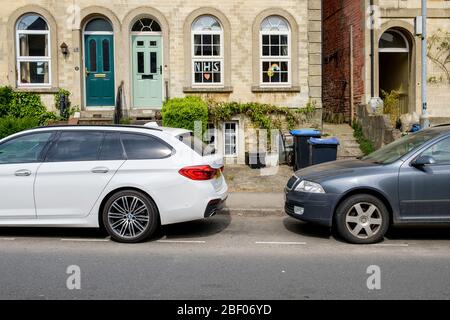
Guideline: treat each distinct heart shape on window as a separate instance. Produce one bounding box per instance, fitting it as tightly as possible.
[204,73,211,81]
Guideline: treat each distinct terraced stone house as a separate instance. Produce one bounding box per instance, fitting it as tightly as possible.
[0,0,322,162]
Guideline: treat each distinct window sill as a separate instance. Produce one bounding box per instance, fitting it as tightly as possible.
[183,86,233,94]
[251,86,301,93]
[14,87,60,94]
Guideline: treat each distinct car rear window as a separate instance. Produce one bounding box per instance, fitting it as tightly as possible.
[121,133,173,160]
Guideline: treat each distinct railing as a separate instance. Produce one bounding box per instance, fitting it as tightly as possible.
[114,81,124,124]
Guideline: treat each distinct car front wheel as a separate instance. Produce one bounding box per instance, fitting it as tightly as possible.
[335,194,389,244]
[102,190,159,243]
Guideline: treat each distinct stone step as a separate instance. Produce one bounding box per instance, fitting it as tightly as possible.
[78,118,114,125]
[80,111,115,119]
[340,141,360,148]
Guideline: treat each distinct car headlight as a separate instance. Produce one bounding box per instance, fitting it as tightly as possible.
[295,180,325,194]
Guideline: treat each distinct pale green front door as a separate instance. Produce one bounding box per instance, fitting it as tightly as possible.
[132,35,163,108]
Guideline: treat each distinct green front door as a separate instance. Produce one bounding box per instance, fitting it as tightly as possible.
[132,35,163,108]
[85,34,115,107]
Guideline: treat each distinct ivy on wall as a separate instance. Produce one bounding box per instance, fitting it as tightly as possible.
[208,100,317,132]
[161,96,317,134]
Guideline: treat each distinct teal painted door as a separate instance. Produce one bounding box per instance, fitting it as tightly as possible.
[85,35,115,107]
[132,35,163,108]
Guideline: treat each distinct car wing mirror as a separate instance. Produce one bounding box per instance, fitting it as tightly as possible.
[412,155,436,167]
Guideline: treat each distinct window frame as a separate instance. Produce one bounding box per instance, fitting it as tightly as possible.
[205,123,218,150]
[191,15,224,88]
[379,29,409,53]
[15,14,52,88]
[259,16,291,87]
[223,122,238,158]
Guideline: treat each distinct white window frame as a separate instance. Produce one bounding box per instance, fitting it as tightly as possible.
[191,17,224,88]
[223,122,238,157]
[205,123,217,147]
[259,18,291,87]
[379,29,409,53]
[16,14,51,88]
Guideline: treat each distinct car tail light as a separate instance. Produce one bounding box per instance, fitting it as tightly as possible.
[179,165,219,181]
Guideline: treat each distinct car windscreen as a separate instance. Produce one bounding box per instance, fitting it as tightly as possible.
[362,130,443,164]
[177,132,216,156]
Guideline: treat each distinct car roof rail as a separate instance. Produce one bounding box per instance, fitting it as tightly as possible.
[37,124,163,131]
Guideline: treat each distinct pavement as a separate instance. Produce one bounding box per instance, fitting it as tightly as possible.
[223,192,285,216]
[0,214,449,300]
[224,165,294,193]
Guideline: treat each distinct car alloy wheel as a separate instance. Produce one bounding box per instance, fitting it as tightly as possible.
[108,196,150,240]
[345,202,383,240]
[103,190,159,243]
[335,194,389,244]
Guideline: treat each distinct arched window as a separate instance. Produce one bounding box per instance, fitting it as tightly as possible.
[132,18,161,32]
[379,30,409,53]
[260,16,291,85]
[16,13,50,86]
[191,15,223,86]
[85,18,113,32]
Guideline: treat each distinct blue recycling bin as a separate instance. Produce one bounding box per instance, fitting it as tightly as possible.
[308,137,340,166]
[290,129,321,170]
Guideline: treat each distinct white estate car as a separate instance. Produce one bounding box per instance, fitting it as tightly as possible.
[0,125,228,243]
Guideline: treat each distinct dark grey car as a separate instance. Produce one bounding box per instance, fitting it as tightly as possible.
[285,125,450,244]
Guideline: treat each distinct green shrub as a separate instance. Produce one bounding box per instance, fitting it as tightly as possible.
[381,89,401,126]
[0,86,13,117]
[8,91,48,118]
[0,117,41,139]
[0,86,58,125]
[162,96,209,133]
[352,121,375,156]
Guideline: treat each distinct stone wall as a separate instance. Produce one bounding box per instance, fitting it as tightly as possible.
[356,104,402,150]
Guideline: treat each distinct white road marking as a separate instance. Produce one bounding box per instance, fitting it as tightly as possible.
[156,240,206,244]
[0,238,16,241]
[60,238,110,242]
[255,241,307,245]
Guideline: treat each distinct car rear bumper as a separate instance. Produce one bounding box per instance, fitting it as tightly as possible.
[204,197,228,218]
[285,190,339,227]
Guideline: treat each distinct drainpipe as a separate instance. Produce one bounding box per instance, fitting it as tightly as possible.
[420,0,430,128]
[370,0,375,98]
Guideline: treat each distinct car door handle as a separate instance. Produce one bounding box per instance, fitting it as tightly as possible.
[91,167,109,174]
[15,169,31,177]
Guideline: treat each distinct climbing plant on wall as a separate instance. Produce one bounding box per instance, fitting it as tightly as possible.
[427,29,450,84]
[208,100,317,132]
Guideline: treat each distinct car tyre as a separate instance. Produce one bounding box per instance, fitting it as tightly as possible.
[102,190,159,243]
[335,194,389,244]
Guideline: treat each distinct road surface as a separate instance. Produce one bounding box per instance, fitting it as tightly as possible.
[0,213,449,300]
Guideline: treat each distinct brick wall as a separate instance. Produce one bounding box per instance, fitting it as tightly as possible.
[323,0,365,121]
